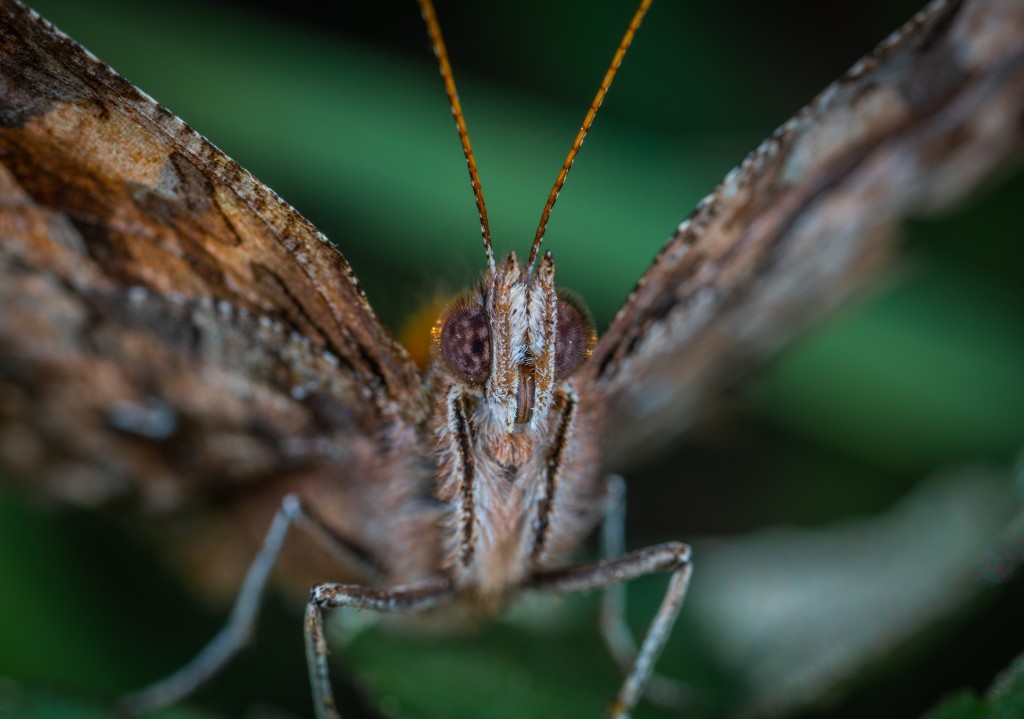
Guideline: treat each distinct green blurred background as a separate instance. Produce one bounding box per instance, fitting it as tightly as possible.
[1,1,1022,718]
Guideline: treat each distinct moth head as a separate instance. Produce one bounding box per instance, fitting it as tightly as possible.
[417,0,644,432]
[433,251,594,431]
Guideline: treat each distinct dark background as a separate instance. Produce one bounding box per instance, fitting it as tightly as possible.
[1,1,1022,718]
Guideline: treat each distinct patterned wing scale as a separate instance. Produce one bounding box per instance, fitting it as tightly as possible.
[0,0,434,594]
[585,0,1024,467]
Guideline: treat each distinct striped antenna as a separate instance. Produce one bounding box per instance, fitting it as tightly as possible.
[418,0,495,271]
[527,0,652,267]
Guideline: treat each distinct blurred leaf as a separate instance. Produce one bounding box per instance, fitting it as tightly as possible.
[687,466,1021,716]
[922,693,988,719]
[920,650,1024,719]
[0,683,215,719]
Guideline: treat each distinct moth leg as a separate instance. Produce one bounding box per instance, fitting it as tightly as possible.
[305,576,454,719]
[600,476,691,710]
[529,540,692,719]
[121,494,306,715]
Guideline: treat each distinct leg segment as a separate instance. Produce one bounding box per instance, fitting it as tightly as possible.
[305,577,454,719]
[599,476,631,664]
[529,541,693,719]
[121,494,305,715]
[600,476,691,710]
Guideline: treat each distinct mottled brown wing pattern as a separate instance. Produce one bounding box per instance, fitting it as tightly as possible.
[0,0,423,497]
[0,0,435,592]
[586,0,1024,467]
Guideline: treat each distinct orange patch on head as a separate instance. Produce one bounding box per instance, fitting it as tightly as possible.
[398,294,451,370]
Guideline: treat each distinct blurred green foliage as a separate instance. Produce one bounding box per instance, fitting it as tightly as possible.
[921,652,1024,719]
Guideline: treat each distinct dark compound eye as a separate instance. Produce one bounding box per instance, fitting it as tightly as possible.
[554,292,596,380]
[437,300,491,382]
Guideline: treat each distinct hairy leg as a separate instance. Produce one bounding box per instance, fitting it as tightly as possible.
[600,476,691,709]
[121,492,383,715]
[529,539,693,719]
[121,495,307,714]
[305,577,454,719]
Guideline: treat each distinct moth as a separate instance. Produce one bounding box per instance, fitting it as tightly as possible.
[1,0,1022,718]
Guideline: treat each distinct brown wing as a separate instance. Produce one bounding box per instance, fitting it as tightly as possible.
[0,0,424,515]
[585,0,1024,467]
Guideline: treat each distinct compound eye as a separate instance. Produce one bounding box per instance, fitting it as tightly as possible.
[437,299,491,383]
[554,292,596,380]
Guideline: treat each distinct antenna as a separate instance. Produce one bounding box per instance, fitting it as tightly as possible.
[418,0,495,271]
[528,0,652,267]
